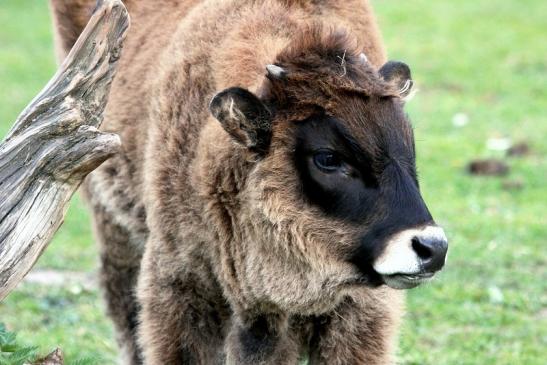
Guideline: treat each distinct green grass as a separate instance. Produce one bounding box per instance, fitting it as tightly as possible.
[0,323,37,365]
[0,0,545,364]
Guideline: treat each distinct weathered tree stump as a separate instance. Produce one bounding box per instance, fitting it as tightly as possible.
[32,348,64,365]
[0,0,129,301]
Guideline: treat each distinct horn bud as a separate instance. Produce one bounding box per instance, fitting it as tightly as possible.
[359,53,368,65]
[266,64,286,79]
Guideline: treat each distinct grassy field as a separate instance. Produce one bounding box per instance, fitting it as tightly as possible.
[0,0,545,364]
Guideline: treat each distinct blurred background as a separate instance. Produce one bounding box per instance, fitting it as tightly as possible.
[0,0,545,364]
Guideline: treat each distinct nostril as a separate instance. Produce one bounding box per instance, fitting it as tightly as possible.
[412,237,433,260]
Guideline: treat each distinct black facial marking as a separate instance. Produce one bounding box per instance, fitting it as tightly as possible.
[294,115,380,222]
[293,109,435,281]
[350,162,433,277]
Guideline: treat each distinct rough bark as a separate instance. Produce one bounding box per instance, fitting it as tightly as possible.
[0,0,129,301]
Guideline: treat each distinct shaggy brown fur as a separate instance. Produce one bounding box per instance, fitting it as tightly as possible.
[49,1,418,364]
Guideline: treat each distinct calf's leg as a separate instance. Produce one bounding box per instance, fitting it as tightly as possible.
[137,237,228,365]
[224,312,302,365]
[86,197,144,365]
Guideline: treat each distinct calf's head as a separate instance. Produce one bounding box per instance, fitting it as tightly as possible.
[208,31,448,309]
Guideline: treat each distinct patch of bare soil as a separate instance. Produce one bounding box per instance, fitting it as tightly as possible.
[467,159,509,176]
[507,142,531,157]
[24,269,96,291]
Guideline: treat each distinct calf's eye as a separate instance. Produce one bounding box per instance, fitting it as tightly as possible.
[313,151,343,172]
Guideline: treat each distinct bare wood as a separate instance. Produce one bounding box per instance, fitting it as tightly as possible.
[33,348,64,365]
[0,0,129,300]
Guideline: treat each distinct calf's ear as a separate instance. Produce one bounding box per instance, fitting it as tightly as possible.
[209,87,272,154]
[379,61,414,100]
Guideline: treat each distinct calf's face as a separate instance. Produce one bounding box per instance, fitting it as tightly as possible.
[209,55,447,293]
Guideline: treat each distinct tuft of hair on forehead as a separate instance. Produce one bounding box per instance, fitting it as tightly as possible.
[263,24,396,107]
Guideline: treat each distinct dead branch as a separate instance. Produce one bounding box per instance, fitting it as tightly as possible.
[0,0,129,300]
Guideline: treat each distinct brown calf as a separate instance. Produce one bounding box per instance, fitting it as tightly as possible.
[49,1,447,364]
